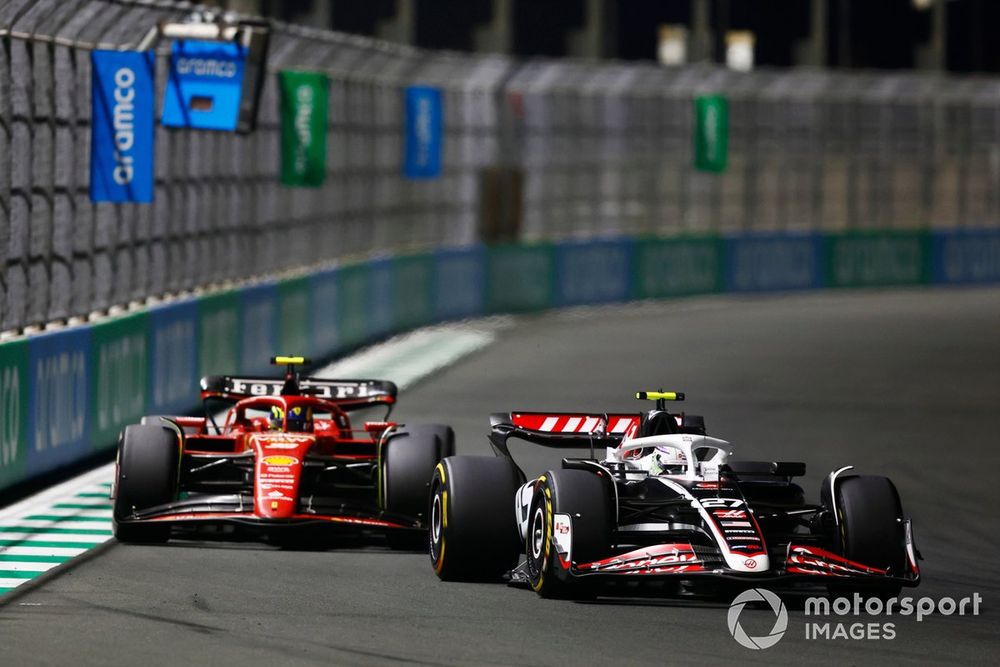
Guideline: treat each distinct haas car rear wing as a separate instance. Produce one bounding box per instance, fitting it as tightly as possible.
[488,412,640,458]
[488,392,703,459]
[200,356,397,411]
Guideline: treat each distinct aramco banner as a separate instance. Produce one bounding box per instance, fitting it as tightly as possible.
[403,85,443,179]
[162,40,246,131]
[694,94,729,173]
[279,70,329,187]
[90,50,155,202]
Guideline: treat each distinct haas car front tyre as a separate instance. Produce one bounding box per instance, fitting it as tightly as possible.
[526,469,611,599]
[828,474,908,598]
[429,456,522,581]
[112,424,181,544]
[381,424,455,550]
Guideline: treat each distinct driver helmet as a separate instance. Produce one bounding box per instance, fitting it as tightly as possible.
[650,446,687,475]
[268,405,285,431]
[286,405,313,432]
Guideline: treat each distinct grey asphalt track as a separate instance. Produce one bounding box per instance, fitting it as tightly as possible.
[1,288,998,666]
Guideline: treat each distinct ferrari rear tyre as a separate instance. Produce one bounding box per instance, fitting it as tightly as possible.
[525,469,611,599]
[112,424,181,544]
[381,424,455,528]
[828,475,907,598]
[429,456,522,581]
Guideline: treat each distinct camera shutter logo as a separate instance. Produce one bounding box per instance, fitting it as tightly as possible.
[727,588,788,649]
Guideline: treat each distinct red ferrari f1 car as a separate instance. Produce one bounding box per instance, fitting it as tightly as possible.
[112,357,453,546]
[429,391,921,598]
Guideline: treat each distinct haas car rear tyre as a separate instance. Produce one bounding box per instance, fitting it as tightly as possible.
[112,424,181,544]
[829,474,907,598]
[429,456,523,581]
[526,469,611,599]
[381,424,455,550]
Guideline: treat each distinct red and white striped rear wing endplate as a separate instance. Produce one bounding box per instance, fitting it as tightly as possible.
[487,412,640,456]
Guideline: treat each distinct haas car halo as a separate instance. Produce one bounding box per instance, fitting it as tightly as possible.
[429,391,921,598]
[112,356,453,547]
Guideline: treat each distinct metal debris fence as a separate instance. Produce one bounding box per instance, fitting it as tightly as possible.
[1,0,997,331]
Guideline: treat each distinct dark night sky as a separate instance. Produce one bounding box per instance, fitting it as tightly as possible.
[263,0,1000,73]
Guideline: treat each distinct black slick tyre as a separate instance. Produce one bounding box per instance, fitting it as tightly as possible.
[429,455,522,581]
[112,424,181,544]
[525,469,611,599]
[381,424,455,549]
[828,474,907,598]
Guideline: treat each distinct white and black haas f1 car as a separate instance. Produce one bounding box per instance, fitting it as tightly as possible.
[429,391,921,598]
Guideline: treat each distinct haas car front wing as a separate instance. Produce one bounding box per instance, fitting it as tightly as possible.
[508,532,921,588]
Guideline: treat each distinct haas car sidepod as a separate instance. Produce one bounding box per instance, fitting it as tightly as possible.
[111,357,454,546]
[429,391,921,598]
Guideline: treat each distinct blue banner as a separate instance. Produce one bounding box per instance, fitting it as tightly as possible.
[240,283,278,375]
[149,300,199,415]
[26,328,91,476]
[434,246,487,320]
[403,86,443,179]
[90,50,155,203]
[931,229,1000,285]
[725,233,824,292]
[555,238,634,306]
[162,40,246,131]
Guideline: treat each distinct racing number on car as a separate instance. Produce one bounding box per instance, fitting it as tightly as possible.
[699,498,744,508]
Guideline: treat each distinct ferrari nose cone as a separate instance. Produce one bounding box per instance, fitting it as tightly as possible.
[250,434,312,518]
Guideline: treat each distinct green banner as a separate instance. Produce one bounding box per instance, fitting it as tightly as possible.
[694,94,728,173]
[278,277,311,357]
[826,231,931,288]
[487,243,555,313]
[337,264,370,350]
[393,254,434,332]
[279,70,329,187]
[634,236,725,298]
[90,313,149,449]
[198,290,241,379]
[0,339,28,488]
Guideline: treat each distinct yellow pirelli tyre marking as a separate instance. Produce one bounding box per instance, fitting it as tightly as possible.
[433,489,448,574]
[544,494,552,560]
[433,465,448,574]
[532,484,555,592]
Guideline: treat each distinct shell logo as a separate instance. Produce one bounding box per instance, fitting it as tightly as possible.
[263,455,299,466]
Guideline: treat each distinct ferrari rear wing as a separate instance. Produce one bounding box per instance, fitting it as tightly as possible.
[200,375,398,409]
[488,411,639,458]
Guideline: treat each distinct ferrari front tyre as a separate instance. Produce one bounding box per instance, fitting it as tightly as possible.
[429,456,522,581]
[525,469,611,599]
[112,424,181,544]
[381,424,456,525]
[829,474,907,598]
